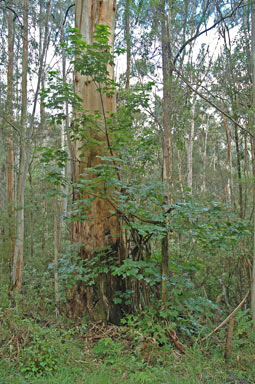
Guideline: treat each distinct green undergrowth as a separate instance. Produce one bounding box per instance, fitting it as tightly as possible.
[1,301,255,384]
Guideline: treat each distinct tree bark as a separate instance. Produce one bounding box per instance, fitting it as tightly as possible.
[7,0,15,272]
[70,0,125,324]
[224,117,234,206]
[11,0,28,293]
[160,0,172,306]
[201,126,208,193]
[125,0,131,89]
[187,102,195,193]
[234,121,243,218]
[53,195,59,314]
[250,0,255,323]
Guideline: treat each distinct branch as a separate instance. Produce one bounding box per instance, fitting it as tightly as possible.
[0,5,23,25]
[97,84,121,182]
[84,191,165,226]
[0,113,20,134]
[174,0,244,65]
[63,4,75,26]
[172,64,254,138]
[201,290,250,342]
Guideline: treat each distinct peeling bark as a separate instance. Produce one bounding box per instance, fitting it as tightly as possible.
[70,0,124,324]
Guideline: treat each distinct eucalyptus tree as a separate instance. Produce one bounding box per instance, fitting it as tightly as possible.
[6,1,15,270]
[250,0,255,323]
[69,0,126,323]
[11,0,28,293]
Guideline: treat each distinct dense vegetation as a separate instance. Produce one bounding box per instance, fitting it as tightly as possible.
[1,0,255,382]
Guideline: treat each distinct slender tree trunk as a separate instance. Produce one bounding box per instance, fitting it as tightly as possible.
[234,119,243,218]
[125,0,131,89]
[187,102,195,193]
[201,126,208,193]
[11,0,28,293]
[224,116,233,205]
[160,0,172,306]
[177,150,184,195]
[40,0,48,253]
[61,7,69,222]
[70,0,125,324]
[243,135,248,217]
[7,0,15,270]
[250,0,255,323]
[53,195,59,313]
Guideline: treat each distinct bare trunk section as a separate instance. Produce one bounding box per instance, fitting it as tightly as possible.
[40,0,49,253]
[11,0,28,293]
[250,0,255,323]
[224,316,234,359]
[160,0,172,306]
[224,117,234,205]
[70,0,124,324]
[234,122,243,218]
[242,135,248,217]
[201,126,208,193]
[7,0,15,272]
[224,117,234,206]
[177,150,184,195]
[125,0,131,89]
[60,4,70,222]
[187,103,195,193]
[53,195,59,314]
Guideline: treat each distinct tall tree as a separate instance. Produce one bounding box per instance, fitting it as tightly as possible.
[7,0,15,275]
[11,0,28,294]
[159,0,173,306]
[70,0,124,323]
[250,0,255,323]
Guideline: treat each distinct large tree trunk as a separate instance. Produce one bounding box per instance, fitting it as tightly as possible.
[70,0,124,324]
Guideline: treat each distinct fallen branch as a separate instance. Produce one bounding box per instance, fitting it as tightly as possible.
[201,290,250,342]
[168,329,186,354]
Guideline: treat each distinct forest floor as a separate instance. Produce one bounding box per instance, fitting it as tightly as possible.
[1,305,255,384]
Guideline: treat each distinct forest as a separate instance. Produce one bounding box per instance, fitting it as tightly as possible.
[1,0,255,383]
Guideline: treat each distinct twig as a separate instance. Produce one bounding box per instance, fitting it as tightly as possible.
[0,113,20,134]
[201,290,250,342]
